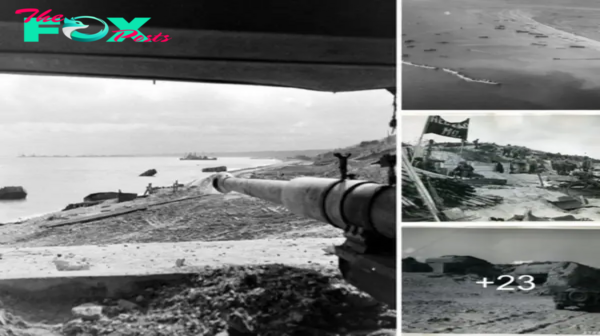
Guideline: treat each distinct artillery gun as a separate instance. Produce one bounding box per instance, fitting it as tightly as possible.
[211,171,397,308]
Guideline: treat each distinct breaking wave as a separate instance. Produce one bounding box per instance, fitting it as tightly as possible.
[402,60,502,86]
[401,60,439,70]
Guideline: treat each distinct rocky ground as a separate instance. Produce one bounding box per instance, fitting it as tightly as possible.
[56,266,395,336]
[0,156,396,336]
[1,265,396,336]
[402,273,600,335]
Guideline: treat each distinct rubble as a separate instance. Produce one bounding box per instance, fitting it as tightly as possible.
[117,299,139,311]
[490,210,592,221]
[59,264,395,336]
[547,195,589,211]
[140,169,158,177]
[71,303,104,321]
[402,165,503,221]
[0,309,60,336]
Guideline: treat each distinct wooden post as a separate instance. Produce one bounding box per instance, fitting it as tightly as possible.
[424,139,434,164]
[410,116,432,165]
[402,149,441,222]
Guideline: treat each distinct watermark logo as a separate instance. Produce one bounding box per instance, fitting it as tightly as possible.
[63,16,108,42]
[15,9,170,42]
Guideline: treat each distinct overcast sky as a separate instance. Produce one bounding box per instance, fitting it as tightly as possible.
[0,74,393,157]
[403,228,600,267]
[403,114,600,158]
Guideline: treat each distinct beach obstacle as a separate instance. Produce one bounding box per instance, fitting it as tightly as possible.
[144,183,153,196]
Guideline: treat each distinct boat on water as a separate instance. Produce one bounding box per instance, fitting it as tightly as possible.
[84,191,138,203]
[180,153,217,161]
[0,186,27,200]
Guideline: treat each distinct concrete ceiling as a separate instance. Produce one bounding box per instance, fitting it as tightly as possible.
[1,0,396,92]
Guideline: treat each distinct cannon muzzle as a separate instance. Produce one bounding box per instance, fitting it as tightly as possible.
[212,173,397,307]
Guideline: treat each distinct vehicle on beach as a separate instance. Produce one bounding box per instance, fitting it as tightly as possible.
[556,170,600,198]
[202,166,227,173]
[179,153,217,161]
[553,288,600,311]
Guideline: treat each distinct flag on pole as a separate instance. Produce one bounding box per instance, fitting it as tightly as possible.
[423,116,470,141]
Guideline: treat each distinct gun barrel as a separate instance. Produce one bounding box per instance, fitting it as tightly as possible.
[212,173,396,238]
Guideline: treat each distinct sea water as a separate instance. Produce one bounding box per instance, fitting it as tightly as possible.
[0,156,279,223]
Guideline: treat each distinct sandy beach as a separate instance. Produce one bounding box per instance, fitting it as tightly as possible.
[402,0,600,109]
[402,228,600,334]
[402,272,599,334]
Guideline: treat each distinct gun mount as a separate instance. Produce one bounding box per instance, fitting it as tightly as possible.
[212,173,396,308]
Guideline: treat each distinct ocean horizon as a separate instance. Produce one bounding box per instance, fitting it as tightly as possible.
[0,156,279,223]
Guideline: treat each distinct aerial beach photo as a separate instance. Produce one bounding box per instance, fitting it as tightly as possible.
[402,114,600,222]
[403,227,600,334]
[403,0,600,109]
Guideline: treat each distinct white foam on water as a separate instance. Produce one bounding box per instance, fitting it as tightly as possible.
[401,61,501,85]
[401,60,439,70]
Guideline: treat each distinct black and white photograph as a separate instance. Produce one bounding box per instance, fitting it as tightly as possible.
[0,1,397,335]
[403,114,600,222]
[403,227,600,334]
[403,0,600,110]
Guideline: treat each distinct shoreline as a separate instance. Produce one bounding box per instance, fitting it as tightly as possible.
[0,158,346,248]
[1,160,289,226]
[0,134,394,246]
[401,60,502,85]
